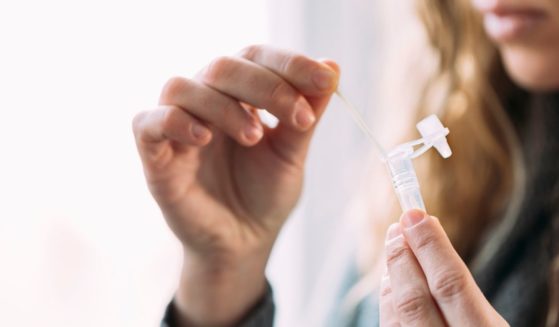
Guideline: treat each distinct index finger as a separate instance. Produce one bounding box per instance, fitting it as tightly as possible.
[237,45,339,96]
[400,210,502,326]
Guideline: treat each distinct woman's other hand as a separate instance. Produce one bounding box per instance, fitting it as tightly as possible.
[379,210,509,327]
[132,45,339,326]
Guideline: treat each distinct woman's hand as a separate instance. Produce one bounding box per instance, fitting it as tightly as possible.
[132,45,339,326]
[380,210,509,327]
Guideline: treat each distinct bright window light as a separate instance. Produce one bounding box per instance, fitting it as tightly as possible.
[0,1,269,326]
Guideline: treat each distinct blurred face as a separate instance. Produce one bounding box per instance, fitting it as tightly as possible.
[472,0,559,91]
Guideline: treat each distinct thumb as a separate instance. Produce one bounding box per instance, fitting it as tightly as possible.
[266,59,340,165]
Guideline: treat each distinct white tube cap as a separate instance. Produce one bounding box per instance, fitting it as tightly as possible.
[416,115,452,159]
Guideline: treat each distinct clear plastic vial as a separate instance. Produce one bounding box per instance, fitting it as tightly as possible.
[386,148,426,212]
[384,115,452,213]
[335,88,450,214]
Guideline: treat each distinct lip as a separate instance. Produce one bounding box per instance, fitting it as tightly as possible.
[473,1,549,42]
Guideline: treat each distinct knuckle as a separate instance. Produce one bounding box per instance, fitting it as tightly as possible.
[394,289,430,321]
[203,56,234,84]
[131,111,148,136]
[160,76,188,103]
[431,270,468,301]
[385,242,411,267]
[413,230,439,254]
[161,106,182,133]
[269,80,294,107]
[238,44,262,61]
[220,100,242,130]
[221,99,237,117]
[380,282,392,298]
[279,53,307,75]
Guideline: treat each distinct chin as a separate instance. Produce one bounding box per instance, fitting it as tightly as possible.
[500,47,559,92]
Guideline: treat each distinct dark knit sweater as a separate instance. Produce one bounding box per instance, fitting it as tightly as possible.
[473,92,559,326]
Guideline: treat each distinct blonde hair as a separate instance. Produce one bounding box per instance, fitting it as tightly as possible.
[343,0,531,314]
[414,0,526,265]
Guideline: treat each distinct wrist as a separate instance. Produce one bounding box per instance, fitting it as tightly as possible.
[174,247,270,327]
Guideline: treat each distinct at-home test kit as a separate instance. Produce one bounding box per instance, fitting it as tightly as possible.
[336,90,452,213]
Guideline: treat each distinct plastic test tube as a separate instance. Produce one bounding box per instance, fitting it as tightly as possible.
[385,149,426,212]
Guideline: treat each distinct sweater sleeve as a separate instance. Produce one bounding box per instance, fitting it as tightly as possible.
[161,282,275,327]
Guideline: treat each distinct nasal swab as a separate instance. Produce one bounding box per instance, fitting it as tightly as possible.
[335,90,388,159]
[335,89,452,213]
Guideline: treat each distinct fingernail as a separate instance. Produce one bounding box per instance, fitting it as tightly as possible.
[312,68,336,90]
[244,124,263,143]
[387,223,403,241]
[294,99,316,130]
[401,209,426,228]
[191,122,210,140]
